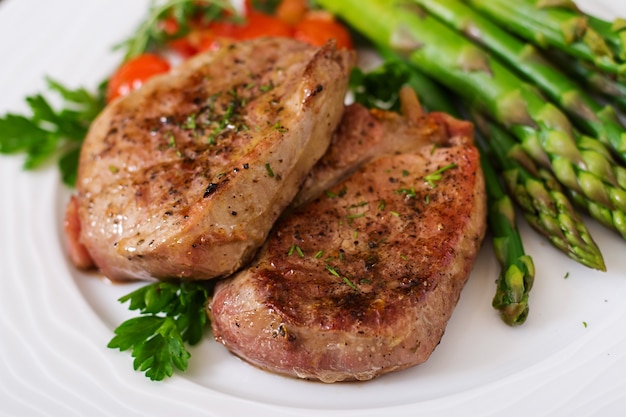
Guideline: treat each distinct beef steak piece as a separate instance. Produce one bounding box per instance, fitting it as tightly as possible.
[70,38,353,281]
[209,95,487,382]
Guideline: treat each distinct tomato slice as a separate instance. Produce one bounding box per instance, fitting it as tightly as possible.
[106,53,171,103]
[292,15,353,49]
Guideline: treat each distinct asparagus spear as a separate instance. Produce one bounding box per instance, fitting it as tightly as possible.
[585,14,626,61]
[317,0,626,231]
[549,49,626,111]
[564,185,626,240]
[466,0,626,77]
[528,0,626,62]
[412,0,626,165]
[480,144,536,324]
[473,112,606,271]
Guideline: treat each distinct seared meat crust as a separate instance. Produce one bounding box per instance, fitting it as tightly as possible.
[74,38,353,281]
[209,102,486,382]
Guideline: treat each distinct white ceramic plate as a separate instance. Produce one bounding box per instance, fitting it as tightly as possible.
[1,1,625,416]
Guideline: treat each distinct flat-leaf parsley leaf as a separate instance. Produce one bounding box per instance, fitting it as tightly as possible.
[0,78,105,186]
[107,281,210,381]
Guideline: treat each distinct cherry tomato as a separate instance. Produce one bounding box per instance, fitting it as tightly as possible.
[195,20,245,52]
[106,53,171,103]
[196,11,292,52]
[236,11,293,40]
[292,15,353,49]
[167,37,198,58]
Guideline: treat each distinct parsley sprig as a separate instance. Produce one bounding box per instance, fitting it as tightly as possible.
[107,281,210,381]
[424,163,457,188]
[349,61,410,111]
[0,78,105,186]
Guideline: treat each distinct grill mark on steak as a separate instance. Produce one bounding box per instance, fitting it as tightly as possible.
[209,98,487,383]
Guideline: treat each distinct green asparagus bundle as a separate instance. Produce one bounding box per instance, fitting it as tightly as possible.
[316,0,626,244]
[412,0,626,165]
[466,0,626,77]
[472,112,605,271]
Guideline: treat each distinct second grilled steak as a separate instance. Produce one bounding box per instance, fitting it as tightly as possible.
[209,95,487,382]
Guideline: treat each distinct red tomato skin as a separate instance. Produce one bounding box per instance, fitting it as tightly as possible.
[195,20,244,52]
[158,17,198,57]
[106,54,171,103]
[292,17,353,50]
[167,38,198,58]
[196,12,293,52]
[237,11,293,40]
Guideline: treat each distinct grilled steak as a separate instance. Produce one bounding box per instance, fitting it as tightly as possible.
[209,95,487,382]
[71,38,353,281]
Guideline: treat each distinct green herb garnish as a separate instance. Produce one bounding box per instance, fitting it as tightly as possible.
[107,281,209,381]
[342,276,358,290]
[325,186,348,198]
[288,244,304,257]
[396,187,417,198]
[325,264,340,277]
[325,264,358,290]
[0,77,105,187]
[424,163,457,188]
[260,80,275,92]
[182,113,197,130]
[273,122,288,133]
[349,61,411,111]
